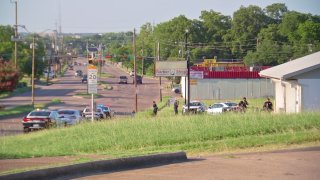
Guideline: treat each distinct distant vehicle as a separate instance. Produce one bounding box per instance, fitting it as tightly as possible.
[57,109,83,125]
[97,104,114,118]
[133,75,142,84]
[22,109,60,132]
[182,101,206,114]
[81,74,87,83]
[75,70,83,77]
[82,107,104,119]
[119,76,128,84]
[130,71,134,77]
[69,66,74,70]
[172,86,181,94]
[43,70,56,79]
[207,102,239,114]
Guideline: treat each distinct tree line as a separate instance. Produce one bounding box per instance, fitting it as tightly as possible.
[1,3,320,78]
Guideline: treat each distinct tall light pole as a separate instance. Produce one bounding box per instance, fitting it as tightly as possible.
[11,0,18,68]
[185,29,190,111]
[31,34,35,106]
[133,29,138,113]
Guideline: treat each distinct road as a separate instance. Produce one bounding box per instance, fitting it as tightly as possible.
[0,58,171,136]
[76,147,320,180]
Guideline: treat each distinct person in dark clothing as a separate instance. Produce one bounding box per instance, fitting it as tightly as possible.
[153,101,158,115]
[238,97,249,112]
[174,100,179,115]
[263,98,273,112]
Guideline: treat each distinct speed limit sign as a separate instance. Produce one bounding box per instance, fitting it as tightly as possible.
[87,66,98,94]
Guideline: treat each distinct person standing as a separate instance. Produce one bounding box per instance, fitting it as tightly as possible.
[263,98,273,112]
[174,100,179,115]
[153,101,158,116]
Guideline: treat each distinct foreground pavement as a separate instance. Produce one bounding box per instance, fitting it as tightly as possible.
[0,146,319,180]
[77,146,320,180]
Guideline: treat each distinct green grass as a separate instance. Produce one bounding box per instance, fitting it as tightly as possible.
[0,99,62,117]
[74,92,102,98]
[1,109,319,159]
[0,87,31,99]
[99,72,114,78]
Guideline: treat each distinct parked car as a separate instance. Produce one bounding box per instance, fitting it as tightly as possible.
[75,70,83,77]
[81,74,88,83]
[182,101,206,114]
[57,109,83,125]
[82,107,104,119]
[119,76,128,84]
[207,102,239,114]
[22,109,60,132]
[129,70,134,77]
[43,70,56,79]
[97,104,114,118]
[133,75,142,84]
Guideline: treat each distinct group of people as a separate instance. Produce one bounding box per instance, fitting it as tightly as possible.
[238,97,273,112]
[151,97,273,116]
[152,99,179,116]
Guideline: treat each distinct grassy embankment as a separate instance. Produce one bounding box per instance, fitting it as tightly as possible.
[1,95,319,159]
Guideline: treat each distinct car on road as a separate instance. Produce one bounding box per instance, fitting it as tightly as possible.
[57,109,83,125]
[207,102,239,114]
[97,104,114,118]
[75,70,83,77]
[81,74,88,83]
[129,70,134,77]
[119,76,128,84]
[22,109,60,132]
[43,70,56,79]
[133,75,142,84]
[82,107,105,119]
[182,101,206,114]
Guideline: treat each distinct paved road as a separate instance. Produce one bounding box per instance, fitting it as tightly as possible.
[76,147,320,180]
[0,58,171,136]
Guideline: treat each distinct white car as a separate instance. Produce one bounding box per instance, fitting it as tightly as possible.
[182,101,206,114]
[129,71,134,77]
[58,109,83,125]
[82,107,105,119]
[43,70,56,79]
[207,102,239,114]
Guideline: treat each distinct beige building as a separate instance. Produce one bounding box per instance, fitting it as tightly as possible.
[259,51,320,113]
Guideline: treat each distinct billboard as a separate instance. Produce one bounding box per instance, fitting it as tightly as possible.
[155,61,187,77]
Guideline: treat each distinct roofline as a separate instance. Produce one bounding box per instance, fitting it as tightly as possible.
[282,64,320,79]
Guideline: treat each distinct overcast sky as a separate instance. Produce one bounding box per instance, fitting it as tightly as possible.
[1,0,319,33]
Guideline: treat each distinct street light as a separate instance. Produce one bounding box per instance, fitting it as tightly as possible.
[184,29,190,111]
[18,26,56,106]
[10,0,18,68]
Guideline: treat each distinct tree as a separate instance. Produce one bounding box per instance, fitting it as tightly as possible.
[230,5,271,58]
[265,3,288,23]
[0,26,14,61]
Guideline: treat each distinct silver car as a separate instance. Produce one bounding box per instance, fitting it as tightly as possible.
[58,109,83,125]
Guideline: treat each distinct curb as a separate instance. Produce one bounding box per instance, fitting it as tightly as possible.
[0,151,187,180]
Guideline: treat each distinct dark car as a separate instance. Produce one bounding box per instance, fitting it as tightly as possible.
[119,76,128,84]
[82,74,87,83]
[22,109,60,132]
[133,75,142,84]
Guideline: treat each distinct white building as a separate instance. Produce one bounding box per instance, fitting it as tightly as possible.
[259,51,320,113]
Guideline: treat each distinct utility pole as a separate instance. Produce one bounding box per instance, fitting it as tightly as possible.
[133,29,138,113]
[141,38,144,76]
[157,42,162,102]
[31,34,35,106]
[13,0,18,68]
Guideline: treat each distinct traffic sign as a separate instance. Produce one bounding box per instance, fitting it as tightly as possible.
[88,69,98,84]
[87,66,98,94]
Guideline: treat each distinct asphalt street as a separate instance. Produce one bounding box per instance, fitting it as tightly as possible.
[0,58,170,136]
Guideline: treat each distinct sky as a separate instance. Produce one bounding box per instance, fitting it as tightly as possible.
[1,0,319,34]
